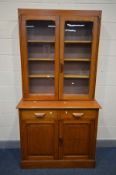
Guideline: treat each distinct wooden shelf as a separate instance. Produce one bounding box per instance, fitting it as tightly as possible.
[29,58,54,61]
[64,74,89,79]
[64,40,92,44]
[64,58,90,62]
[29,74,54,78]
[28,40,55,43]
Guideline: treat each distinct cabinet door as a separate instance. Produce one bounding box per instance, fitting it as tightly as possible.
[59,16,100,100]
[19,15,59,100]
[19,110,58,160]
[59,110,98,160]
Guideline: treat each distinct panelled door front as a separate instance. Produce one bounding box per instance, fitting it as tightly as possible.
[58,110,98,160]
[20,110,59,160]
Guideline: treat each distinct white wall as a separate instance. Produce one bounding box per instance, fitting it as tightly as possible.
[0,0,116,141]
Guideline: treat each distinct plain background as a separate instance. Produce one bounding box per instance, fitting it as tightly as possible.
[0,0,116,142]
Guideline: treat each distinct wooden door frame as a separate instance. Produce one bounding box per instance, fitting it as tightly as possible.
[59,16,101,100]
[19,13,60,100]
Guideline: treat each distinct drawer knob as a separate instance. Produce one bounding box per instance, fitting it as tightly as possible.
[34,113,46,118]
[72,113,84,118]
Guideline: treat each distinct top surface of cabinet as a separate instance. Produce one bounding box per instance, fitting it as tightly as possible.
[18,9,101,101]
[17,99,101,109]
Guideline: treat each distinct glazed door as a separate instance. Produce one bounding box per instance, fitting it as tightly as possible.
[59,16,100,100]
[19,15,59,100]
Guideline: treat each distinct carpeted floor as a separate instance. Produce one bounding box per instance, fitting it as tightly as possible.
[0,148,116,175]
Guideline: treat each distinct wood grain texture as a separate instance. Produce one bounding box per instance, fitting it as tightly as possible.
[19,12,59,100]
[19,108,98,168]
[17,99,101,109]
[18,9,101,100]
[18,9,101,168]
[19,110,58,160]
[21,159,96,168]
[18,9,101,18]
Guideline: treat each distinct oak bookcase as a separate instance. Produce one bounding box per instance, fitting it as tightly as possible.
[17,9,101,168]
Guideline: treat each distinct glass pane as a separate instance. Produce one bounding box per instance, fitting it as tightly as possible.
[26,20,55,95]
[64,44,91,59]
[29,78,54,94]
[26,20,55,41]
[64,62,90,76]
[64,79,89,95]
[28,43,54,60]
[63,21,93,96]
[29,61,54,74]
[65,21,93,41]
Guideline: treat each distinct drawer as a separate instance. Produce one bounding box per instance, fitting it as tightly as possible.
[61,109,98,120]
[20,110,57,121]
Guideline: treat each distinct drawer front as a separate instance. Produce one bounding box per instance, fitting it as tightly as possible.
[61,109,98,120]
[20,109,98,121]
[20,109,57,121]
